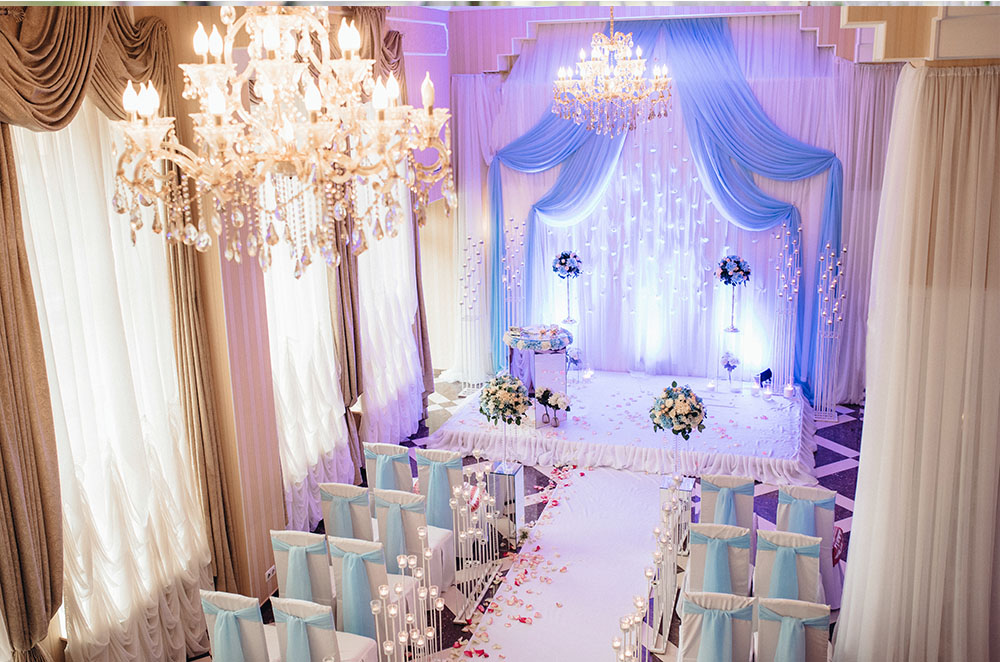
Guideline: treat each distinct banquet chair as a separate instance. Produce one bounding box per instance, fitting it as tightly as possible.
[271,531,336,608]
[320,483,376,541]
[362,443,413,491]
[756,598,830,662]
[371,488,456,589]
[414,449,463,530]
[700,475,755,529]
[200,589,278,662]
[776,485,841,608]
[753,530,822,602]
[686,523,752,597]
[327,536,418,639]
[272,597,377,662]
[677,592,754,662]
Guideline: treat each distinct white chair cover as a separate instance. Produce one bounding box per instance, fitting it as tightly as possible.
[271,530,335,608]
[363,442,413,492]
[756,598,830,662]
[320,482,375,541]
[700,474,755,529]
[754,530,822,602]
[372,488,456,589]
[677,592,754,662]
[776,485,841,608]
[327,537,417,630]
[200,590,273,662]
[687,523,752,597]
[272,597,377,662]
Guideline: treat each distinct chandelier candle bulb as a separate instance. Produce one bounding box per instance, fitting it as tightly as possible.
[122,81,138,117]
[208,25,223,62]
[386,72,400,105]
[372,79,388,120]
[193,22,208,61]
[421,72,435,113]
[262,21,279,54]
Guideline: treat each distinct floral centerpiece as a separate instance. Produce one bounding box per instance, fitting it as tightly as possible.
[553,251,582,324]
[716,254,751,332]
[480,374,530,469]
[536,387,571,427]
[721,352,739,374]
[650,381,706,441]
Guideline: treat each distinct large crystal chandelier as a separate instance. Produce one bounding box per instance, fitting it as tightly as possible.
[113,6,455,276]
[552,8,672,136]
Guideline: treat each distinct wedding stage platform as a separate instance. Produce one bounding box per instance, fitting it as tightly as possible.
[428,371,818,486]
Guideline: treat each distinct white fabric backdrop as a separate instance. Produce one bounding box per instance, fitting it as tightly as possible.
[12,100,210,661]
[834,64,1000,661]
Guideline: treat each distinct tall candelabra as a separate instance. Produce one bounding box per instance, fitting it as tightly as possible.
[502,219,528,333]
[772,222,802,395]
[812,243,848,421]
[458,237,487,397]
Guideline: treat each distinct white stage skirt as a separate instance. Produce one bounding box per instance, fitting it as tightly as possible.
[428,371,817,485]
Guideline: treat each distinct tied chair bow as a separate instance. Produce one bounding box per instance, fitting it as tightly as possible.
[778,491,835,537]
[274,607,336,662]
[271,538,328,601]
[758,537,820,600]
[364,448,410,490]
[683,600,753,662]
[328,544,382,639]
[701,479,754,526]
[371,495,426,573]
[415,454,463,530]
[689,529,751,593]
[321,490,369,539]
[759,604,829,662]
[201,600,262,662]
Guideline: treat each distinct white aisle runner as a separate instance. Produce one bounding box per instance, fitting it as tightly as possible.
[466,467,662,661]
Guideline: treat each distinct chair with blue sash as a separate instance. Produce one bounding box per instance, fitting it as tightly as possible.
[699,475,755,529]
[687,523,752,597]
[753,530,822,602]
[776,485,842,609]
[414,449,463,531]
[200,589,276,662]
[372,488,456,589]
[756,598,830,662]
[272,597,377,662]
[320,483,375,541]
[271,531,335,608]
[678,592,754,662]
[362,443,413,491]
[327,537,417,638]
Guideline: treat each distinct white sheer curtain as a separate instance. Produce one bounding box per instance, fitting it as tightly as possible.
[12,99,210,661]
[262,215,354,531]
[834,64,1000,662]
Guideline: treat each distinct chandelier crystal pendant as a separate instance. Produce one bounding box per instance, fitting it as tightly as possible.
[552,8,673,136]
[113,6,456,277]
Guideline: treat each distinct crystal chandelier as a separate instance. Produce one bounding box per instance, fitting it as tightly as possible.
[113,6,456,277]
[552,8,672,136]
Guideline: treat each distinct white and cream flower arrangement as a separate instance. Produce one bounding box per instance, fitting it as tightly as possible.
[479,373,531,426]
[649,381,706,441]
[536,387,571,427]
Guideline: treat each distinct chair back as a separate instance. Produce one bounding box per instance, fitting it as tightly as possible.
[363,442,412,491]
[700,475,755,530]
[371,488,429,574]
[200,590,270,662]
[272,597,340,662]
[678,591,754,662]
[270,530,332,606]
[414,448,463,530]
[687,523,751,596]
[756,598,830,662]
[320,483,374,541]
[754,530,822,602]
[328,536,389,638]
[776,485,836,543]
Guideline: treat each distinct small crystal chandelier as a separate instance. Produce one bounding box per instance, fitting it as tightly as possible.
[552,8,672,136]
[113,6,456,277]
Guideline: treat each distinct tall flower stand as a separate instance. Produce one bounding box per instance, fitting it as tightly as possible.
[490,423,525,547]
[562,278,576,325]
[719,285,745,393]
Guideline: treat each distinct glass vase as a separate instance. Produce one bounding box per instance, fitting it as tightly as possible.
[561,278,576,325]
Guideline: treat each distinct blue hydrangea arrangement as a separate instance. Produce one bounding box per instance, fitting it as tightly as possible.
[552,251,582,279]
[717,255,751,287]
[649,381,707,440]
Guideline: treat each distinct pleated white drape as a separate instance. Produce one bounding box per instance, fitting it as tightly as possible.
[262,220,354,532]
[12,100,210,661]
[834,64,1000,662]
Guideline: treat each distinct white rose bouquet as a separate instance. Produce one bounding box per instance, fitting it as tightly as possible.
[536,387,571,412]
[479,374,531,426]
[650,381,706,441]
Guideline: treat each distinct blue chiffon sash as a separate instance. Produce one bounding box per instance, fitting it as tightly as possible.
[758,536,820,600]
[371,495,425,573]
[689,530,750,594]
[271,538,328,602]
[415,454,462,530]
[274,607,335,662]
[201,600,262,662]
[759,604,829,662]
[364,448,409,490]
[778,491,835,537]
[683,599,752,662]
[328,544,382,640]
[320,489,369,539]
[701,479,754,526]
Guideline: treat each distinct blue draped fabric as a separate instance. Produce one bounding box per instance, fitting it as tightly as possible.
[701,479,754,526]
[415,454,462,530]
[328,543,382,640]
[759,604,829,662]
[758,536,821,599]
[320,489,369,539]
[371,495,425,574]
[690,529,750,593]
[364,448,409,491]
[274,607,336,662]
[779,490,835,537]
[201,599,262,662]
[271,537,328,602]
[683,599,753,662]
